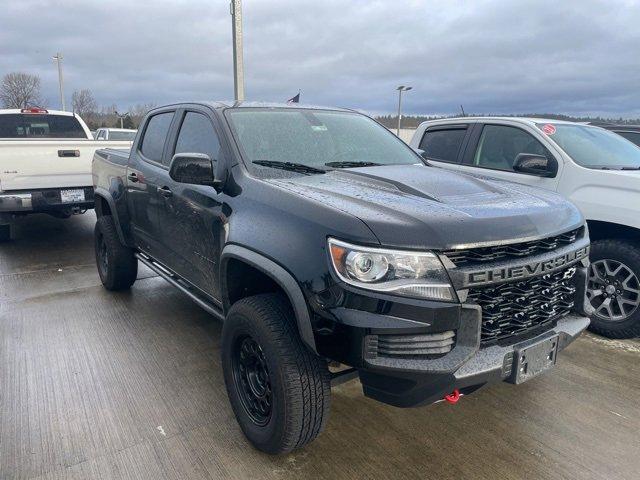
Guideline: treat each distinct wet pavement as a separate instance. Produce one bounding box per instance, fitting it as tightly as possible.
[1,213,639,480]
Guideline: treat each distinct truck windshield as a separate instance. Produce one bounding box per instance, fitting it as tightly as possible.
[0,113,87,139]
[539,123,640,169]
[226,108,420,172]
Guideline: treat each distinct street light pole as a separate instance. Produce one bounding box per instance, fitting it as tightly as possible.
[230,0,245,102]
[114,111,129,129]
[396,85,412,136]
[53,53,65,111]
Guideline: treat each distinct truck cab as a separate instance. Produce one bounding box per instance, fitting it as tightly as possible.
[411,118,640,338]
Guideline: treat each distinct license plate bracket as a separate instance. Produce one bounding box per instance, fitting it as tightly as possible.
[510,334,559,384]
[60,189,85,203]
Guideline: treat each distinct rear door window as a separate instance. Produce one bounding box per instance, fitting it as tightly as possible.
[172,112,221,166]
[0,114,86,138]
[419,127,467,162]
[140,112,174,163]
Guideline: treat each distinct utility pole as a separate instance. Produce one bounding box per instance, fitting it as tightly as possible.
[53,53,66,111]
[396,85,412,136]
[230,0,245,102]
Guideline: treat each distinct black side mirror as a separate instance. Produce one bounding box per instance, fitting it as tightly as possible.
[513,153,558,177]
[169,153,217,186]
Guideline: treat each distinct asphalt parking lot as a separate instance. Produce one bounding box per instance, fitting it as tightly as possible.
[1,213,639,480]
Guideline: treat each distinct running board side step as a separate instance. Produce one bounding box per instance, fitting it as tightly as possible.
[135,252,225,321]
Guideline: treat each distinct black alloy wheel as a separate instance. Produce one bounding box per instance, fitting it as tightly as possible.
[232,335,273,426]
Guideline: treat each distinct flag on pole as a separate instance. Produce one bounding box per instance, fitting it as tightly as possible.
[287,92,300,103]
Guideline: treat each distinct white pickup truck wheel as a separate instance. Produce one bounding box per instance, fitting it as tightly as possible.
[587,240,640,338]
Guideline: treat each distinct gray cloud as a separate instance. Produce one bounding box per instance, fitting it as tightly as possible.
[1,0,639,117]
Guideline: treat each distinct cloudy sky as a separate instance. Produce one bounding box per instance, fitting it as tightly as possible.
[1,0,639,117]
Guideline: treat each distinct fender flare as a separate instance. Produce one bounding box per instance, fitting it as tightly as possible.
[221,244,317,353]
[94,187,127,245]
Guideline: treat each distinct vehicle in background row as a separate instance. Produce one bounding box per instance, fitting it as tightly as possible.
[410,117,640,338]
[0,108,132,241]
[587,123,640,147]
[92,102,590,453]
[94,127,137,142]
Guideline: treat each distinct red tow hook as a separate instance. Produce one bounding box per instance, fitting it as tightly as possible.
[444,389,461,404]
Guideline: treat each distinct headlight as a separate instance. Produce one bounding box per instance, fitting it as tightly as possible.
[328,238,455,301]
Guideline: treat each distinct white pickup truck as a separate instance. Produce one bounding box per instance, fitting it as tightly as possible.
[94,127,137,141]
[0,108,131,241]
[410,117,640,338]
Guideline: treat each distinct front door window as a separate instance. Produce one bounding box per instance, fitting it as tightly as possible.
[474,125,550,171]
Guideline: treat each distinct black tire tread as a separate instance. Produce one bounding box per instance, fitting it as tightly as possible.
[95,215,138,291]
[225,294,331,453]
[0,223,10,242]
[588,239,640,339]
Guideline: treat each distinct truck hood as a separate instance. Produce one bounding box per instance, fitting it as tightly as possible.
[268,164,583,250]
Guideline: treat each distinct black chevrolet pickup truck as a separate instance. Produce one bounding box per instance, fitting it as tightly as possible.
[92,102,591,454]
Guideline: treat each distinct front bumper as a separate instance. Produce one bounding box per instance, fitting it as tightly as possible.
[0,187,94,214]
[357,314,589,408]
[359,315,589,407]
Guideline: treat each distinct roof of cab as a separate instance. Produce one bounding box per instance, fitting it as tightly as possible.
[152,101,353,113]
[418,116,584,127]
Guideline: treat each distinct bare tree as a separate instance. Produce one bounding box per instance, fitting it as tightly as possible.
[129,103,157,127]
[72,89,98,123]
[0,72,43,108]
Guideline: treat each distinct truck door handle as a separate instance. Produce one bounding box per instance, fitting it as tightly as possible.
[127,172,139,182]
[158,186,173,198]
[58,149,80,157]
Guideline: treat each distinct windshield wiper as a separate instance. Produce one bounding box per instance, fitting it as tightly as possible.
[594,165,640,171]
[324,161,382,168]
[253,160,326,174]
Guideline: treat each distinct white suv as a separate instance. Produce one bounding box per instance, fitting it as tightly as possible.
[410,117,640,338]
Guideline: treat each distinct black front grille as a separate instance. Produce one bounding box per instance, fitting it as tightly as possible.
[468,266,577,344]
[443,228,582,266]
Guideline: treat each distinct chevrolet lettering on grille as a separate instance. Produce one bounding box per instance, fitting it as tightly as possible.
[463,246,590,287]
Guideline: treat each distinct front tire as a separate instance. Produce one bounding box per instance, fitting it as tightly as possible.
[587,239,640,338]
[222,294,331,454]
[94,215,138,291]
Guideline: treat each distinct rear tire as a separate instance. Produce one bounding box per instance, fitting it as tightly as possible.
[94,215,138,291]
[587,239,640,338]
[222,293,331,454]
[0,223,10,242]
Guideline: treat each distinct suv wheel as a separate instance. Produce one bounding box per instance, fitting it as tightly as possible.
[222,293,331,454]
[587,239,640,338]
[94,215,138,291]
